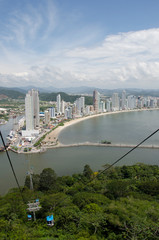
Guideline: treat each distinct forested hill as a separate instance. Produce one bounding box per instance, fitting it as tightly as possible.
[1,163,159,239]
[0,88,93,105]
[0,87,25,99]
[39,92,93,105]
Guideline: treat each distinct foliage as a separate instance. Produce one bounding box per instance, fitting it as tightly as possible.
[39,168,57,192]
[1,164,159,239]
[0,88,25,99]
[39,92,93,105]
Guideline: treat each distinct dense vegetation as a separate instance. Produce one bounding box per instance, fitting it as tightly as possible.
[0,164,159,239]
[39,92,93,105]
[0,88,93,105]
[0,88,25,99]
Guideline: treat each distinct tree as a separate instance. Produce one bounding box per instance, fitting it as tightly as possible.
[39,168,57,191]
[83,165,93,179]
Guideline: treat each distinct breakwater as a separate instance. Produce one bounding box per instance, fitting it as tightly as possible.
[46,142,159,149]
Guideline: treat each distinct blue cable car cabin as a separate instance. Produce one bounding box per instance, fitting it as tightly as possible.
[28,214,32,220]
[46,215,54,226]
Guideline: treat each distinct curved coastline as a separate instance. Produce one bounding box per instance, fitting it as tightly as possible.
[43,108,159,148]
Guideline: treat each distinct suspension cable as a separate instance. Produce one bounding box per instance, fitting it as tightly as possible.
[85,128,159,185]
[0,131,25,203]
[55,128,159,207]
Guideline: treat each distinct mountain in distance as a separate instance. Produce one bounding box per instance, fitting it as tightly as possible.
[0,86,159,100]
[0,87,25,99]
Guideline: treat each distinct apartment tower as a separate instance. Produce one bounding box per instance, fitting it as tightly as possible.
[25,89,39,131]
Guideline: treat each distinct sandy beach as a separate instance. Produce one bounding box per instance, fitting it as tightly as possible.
[43,108,159,146]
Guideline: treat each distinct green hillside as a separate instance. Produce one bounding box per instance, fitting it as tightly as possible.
[39,92,93,105]
[0,164,159,239]
[0,88,25,99]
[0,88,93,105]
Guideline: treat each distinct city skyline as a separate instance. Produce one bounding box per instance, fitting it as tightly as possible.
[1,0,159,89]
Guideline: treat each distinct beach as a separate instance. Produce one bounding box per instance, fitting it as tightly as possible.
[44,108,159,146]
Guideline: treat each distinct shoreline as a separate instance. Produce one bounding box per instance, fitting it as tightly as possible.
[43,108,159,147]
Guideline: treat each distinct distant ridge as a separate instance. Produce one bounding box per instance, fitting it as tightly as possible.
[0,86,159,99]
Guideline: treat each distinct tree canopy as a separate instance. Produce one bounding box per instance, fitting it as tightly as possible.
[0,164,159,239]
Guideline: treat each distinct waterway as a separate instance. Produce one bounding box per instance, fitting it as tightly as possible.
[0,110,159,195]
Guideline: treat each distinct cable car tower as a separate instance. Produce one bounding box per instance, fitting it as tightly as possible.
[27,169,41,221]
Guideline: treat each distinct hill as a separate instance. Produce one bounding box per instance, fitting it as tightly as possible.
[39,92,93,104]
[0,87,25,99]
[0,164,159,239]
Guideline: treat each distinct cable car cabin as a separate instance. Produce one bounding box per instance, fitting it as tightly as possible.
[28,214,32,221]
[46,215,54,226]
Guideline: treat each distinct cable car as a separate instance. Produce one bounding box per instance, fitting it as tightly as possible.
[46,215,54,226]
[27,214,32,221]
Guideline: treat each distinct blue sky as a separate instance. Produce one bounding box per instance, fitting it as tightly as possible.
[1,0,159,89]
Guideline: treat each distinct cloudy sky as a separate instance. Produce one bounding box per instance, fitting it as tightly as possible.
[1,0,159,89]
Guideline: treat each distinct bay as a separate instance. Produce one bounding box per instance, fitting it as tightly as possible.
[0,110,159,195]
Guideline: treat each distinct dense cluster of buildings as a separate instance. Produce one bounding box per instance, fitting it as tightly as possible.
[13,89,159,139]
[93,90,159,112]
[5,88,159,151]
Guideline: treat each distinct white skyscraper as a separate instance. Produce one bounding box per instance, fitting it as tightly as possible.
[112,93,119,111]
[61,100,65,114]
[127,95,136,109]
[44,110,50,125]
[122,90,127,110]
[65,107,72,119]
[100,101,106,112]
[75,96,85,115]
[93,90,100,112]
[57,94,61,114]
[49,107,56,118]
[106,100,111,112]
[25,89,39,131]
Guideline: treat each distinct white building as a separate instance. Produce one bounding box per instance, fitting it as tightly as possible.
[61,100,65,114]
[44,110,50,125]
[122,90,127,110]
[85,105,90,115]
[65,107,72,119]
[24,89,40,137]
[106,100,111,112]
[25,89,39,131]
[112,93,119,111]
[18,117,25,129]
[100,101,106,112]
[49,107,56,118]
[93,90,100,113]
[75,97,85,116]
[57,94,61,114]
[127,95,136,109]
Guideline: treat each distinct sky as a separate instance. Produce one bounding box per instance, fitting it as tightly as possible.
[1,0,159,89]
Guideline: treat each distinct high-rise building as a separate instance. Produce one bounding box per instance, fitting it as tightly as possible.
[100,101,106,112]
[49,107,55,118]
[112,93,119,111]
[127,95,136,109]
[44,110,50,125]
[25,89,39,131]
[75,97,85,115]
[61,100,65,114]
[106,100,111,112]
[93,90,100,112]
[122,90,127,110]
[65,107,72,119]
[56,94,61,114]
[85,105,90,115]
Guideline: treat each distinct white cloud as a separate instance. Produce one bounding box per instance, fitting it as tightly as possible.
[1,25,159,88]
